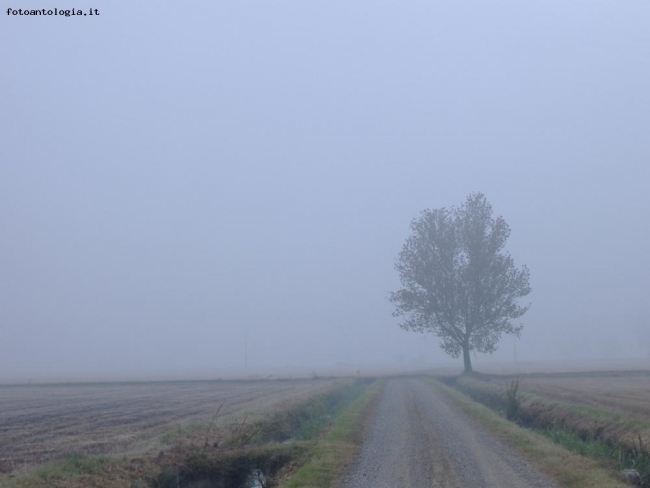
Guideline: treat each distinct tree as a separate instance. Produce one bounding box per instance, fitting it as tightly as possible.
[389,193,531,373]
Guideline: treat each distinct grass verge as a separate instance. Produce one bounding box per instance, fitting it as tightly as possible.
[443,374,650,486]
[0,453,151,488]
[281,379,382,488]
[429,378,629,488]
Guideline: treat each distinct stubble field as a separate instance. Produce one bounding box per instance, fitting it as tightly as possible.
[482,370,650,424]
[0,378,343,474]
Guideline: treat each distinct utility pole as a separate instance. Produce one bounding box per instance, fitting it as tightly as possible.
[244,331,248,372]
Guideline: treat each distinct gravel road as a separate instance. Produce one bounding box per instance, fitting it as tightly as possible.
[339,377,557,488]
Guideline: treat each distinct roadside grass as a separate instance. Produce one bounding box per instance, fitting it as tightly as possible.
[0,453,150,488]
[444,374,650,486]
[281,379,383,488]
[546,428,618,459]
[429,378,630,488]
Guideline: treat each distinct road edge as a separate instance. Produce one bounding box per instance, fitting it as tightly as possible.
[281,379,384,488]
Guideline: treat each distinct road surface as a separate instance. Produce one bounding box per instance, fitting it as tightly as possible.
[339,377,556,488]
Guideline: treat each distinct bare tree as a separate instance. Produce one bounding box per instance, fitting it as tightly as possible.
[390,193,531,373]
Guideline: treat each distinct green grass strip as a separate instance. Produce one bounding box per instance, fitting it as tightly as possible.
[282,379,383,488]
[0,454,128,488]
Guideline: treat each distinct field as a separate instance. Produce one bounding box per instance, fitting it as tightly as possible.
[481,370,650,424]
[4,367,650,487]
[0,378,344,475]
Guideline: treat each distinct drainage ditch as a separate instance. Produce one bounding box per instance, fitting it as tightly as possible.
[154,379,372,488]
[155,445,306,488]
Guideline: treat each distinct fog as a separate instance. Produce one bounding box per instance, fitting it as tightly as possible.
[2,1,649,380]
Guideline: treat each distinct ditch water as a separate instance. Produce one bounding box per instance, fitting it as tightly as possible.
[245,469,266,488]
[184,468,266,488]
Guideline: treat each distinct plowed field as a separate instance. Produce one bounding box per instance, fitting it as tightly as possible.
[484,371,650,423]
[0,378,341,470]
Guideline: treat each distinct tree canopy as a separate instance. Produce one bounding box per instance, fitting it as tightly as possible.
[390,193,531,372]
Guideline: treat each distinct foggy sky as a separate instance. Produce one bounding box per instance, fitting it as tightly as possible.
[2,1,649,379]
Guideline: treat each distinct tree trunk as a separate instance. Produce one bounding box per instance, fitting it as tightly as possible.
[462,343,473,373]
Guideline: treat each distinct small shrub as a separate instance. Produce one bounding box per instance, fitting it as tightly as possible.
[505,379,520,421]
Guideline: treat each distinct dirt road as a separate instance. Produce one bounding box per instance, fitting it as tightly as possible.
[339,377,556,488]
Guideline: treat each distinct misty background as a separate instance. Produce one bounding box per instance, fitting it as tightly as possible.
[1,1,649,380]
